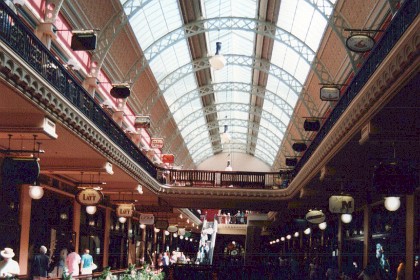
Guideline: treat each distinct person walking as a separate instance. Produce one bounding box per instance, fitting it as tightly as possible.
[0,248,20,277]
[31,246,50,280]
[80,249,94,275]
[65,246,81,277]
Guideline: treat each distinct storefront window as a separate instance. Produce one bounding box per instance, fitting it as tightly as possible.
[80,206,105,271]
[109,212,128,269]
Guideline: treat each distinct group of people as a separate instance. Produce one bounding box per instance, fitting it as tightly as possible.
[0,246,96,279]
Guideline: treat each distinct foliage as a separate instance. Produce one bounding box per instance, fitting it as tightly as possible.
[138,265,164,280]
[98,266,113,280]
[61,268,72,280]
[121,264,138,280]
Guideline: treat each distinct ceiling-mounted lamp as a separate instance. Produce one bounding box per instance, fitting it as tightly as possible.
[220,124,231,144]
[209,42,226,70]
[110,83,131,99]
[70,30,97,51]
[224,160,233,171]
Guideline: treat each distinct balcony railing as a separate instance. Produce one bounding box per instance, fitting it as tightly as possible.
[0,1,156,177]
[294,0,419,174]
[157,168,292,189]
[0,0,417,193]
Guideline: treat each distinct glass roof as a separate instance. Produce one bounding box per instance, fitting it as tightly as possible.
[121,0,336,167]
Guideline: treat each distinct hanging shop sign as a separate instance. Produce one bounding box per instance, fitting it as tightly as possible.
[167,225,178,233]
[116,204,134,217]
[162,154,175,164]
[151,138,164,149]
[155,220,169,230]
[329,195,355,214]
[134,115,151,129]
[305,210,325,224]
[139,213,155,225]
[75,189,103,206]
[346,34,375,53]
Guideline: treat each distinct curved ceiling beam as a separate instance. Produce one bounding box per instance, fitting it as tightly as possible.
[175,119,282,158]
[89,0,153,77]
[164,102,289,155]
[154,82,295,135]
[123,17,333,87]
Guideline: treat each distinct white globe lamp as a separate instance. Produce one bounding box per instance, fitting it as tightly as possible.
[118,216,127,224]
[29,185,44,200]
[86,206,97,215]
[304,228,311,235]
[209,42,226,70]
[319,222,327,230]
[341,214,352,224]
[384,197,401,211]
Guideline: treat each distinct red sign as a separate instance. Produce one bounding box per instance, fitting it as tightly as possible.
[162,154,174,164]
[151,138,164,149]
[75,189,103,206]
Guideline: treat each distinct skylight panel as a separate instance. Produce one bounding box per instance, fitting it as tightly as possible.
[127,0,183,50]
[164,74,198,107]
[203,0,257,18]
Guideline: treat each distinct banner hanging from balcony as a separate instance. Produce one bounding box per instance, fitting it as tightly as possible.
[151,138,164,149]
[134,115,151,129]
[75,189,103,206]
[162,154,175,164]
[140,214,155,225]
[116,204,134,217]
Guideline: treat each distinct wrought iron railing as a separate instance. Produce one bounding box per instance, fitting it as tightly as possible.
[156,168,292,189]
[0,1,156,177]
[295,0,419,173]
[0,0,417,192]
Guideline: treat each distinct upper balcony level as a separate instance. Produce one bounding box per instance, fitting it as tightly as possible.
[0,0,418,210]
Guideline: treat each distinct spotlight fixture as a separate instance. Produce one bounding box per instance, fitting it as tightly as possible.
[209,42,226,70]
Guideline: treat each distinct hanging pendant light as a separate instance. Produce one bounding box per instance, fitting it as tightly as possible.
[209,42,226,70]
[29,184,44,200]
[221,124,231,144]
[341,214,352,224]
[86,206,97,215]
[118,217,127,224]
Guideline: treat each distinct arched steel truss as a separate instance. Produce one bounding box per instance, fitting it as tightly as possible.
[124,17,334,87]
[189,129,278,159]
[140,55,315,116]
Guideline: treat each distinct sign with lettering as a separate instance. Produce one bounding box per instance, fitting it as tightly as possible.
[161,154,174,164]
[151,138,164,149]
[329,195,354,214]
[75,189,103,206]
[305,210,325,224]
[139,214,154,225]
[155,220,169,230]
[116,204,134,217]
[134,115,151,129]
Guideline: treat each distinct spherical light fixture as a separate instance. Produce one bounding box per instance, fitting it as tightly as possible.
[173,233,178,238]
[286,234,291,240]
[276,238,279,243]
[29,185,44,200]
[304,228,311,235]
[164,230,170,236]
[179,235,184,240]
[209,42,226,70]
[319,222,327,230]
[341,214,352,224]
[281,237,285,242]
[140,223,146,229]
[185,237,189,241]
[294,232,299,238]
[384,197,401,211]
[86,206,97,215]
[118,216,127,224]
[154,228,160,233]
